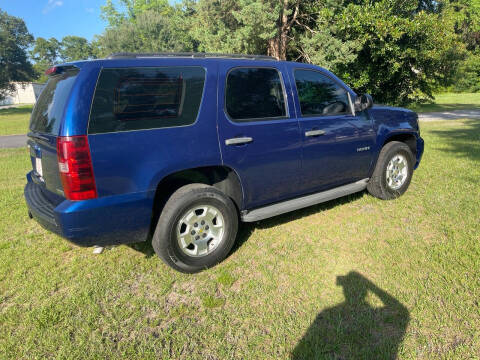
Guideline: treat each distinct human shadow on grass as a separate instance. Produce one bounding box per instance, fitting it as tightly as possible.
[129,191,365,258]
[429,119,480,163]
[291,272,410,360]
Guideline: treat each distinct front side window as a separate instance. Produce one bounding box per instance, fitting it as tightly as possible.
[225,67,287,121]
[89,66,206,133]
[294,69,350,117]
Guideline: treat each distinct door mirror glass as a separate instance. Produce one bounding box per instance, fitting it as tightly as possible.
[354,94,373,113]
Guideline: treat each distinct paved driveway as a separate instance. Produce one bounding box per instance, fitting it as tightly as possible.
[419,109,480,121]
[0,135,28,149]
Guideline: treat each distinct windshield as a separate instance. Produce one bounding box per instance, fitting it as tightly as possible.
[29,68,79,135]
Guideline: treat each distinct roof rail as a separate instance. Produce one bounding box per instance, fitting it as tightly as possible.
[106,52,277,61]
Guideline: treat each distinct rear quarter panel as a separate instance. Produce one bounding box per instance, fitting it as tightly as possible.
[86,59,222,198]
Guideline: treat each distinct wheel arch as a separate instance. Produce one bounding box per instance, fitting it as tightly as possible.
[148,166,244,239]
[369,131,417,178]
[382,132,417,155]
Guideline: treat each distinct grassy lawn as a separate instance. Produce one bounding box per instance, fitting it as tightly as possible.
[1,120,480,359]
[0,105,33,136]
[409,93,480,113]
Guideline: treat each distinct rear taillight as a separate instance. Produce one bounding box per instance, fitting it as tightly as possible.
[56,136,97,201]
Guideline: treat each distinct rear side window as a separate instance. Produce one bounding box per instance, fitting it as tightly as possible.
[294,69,350,117]
[30,69,79,135]
[89,67,206,134]
[225,67,287,121]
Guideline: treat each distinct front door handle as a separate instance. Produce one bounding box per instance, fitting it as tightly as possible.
[305,129,326,137]
[225,137,253,146]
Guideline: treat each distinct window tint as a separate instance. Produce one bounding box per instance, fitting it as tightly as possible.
[89,67,205,133]
[30,69,79,135]
[225,67,286,121]
[294,69,350,116]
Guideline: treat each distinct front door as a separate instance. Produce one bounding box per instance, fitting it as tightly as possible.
[216,63,302,210]
[292,67,376,193]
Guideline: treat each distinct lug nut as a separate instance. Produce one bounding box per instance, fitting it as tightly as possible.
[205,225,209,230]
[195,235,200,240]
[194,223,198,227]
[202,233,207,238]
[191,230,195,235]
[201,220,205,225]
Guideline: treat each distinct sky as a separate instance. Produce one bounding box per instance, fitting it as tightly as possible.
[1,0,108,41]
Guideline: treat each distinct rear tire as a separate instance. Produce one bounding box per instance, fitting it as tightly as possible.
[152,183,238,273]
[367,141,414,200]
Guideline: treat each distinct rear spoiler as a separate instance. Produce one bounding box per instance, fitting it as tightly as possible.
[45,65,79,76]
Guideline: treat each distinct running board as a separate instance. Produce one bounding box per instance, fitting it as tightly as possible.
[241,178,369,222]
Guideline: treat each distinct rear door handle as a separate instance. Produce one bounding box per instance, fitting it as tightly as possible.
[305,130,325,137]
[225,137,253,146]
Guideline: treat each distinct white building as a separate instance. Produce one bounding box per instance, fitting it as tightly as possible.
[0,82,45,106]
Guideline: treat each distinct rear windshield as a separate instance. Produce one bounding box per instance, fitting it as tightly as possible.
[29,68,79,135]
[88,66,206,134]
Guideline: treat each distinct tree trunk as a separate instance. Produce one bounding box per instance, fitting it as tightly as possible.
[267,0,298,60]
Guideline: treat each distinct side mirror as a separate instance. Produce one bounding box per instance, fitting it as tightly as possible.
[354,94,373,113]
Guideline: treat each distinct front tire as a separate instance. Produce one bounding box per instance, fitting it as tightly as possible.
[367,141,414,200]
[152,183,238,273]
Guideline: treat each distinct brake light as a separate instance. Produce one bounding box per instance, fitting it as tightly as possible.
[45,67,58,76]
[56,136,97,200]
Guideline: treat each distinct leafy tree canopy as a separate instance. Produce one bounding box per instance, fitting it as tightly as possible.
[100,0,173,27]
[0,9,35,100]
[60,35,94,62]
[188,0,466,104]
[11,0,477,103]
[30,35,96,82]
[30,37,60,64]
[95,9,196,57]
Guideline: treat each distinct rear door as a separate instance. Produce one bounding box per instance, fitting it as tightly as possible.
[292,67,376,193]
[28,67,79,199]
[217,63,302,210]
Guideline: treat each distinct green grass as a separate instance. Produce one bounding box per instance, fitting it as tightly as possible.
[409,93,480,113]
[0,105,32,136]
[1,120,480,359]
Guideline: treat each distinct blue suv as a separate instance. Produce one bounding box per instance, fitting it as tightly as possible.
[25,53,424,273]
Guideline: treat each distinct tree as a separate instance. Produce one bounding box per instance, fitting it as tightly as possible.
[60,35,94,62]
[30,37,61,64]
[100,0,172,27]
[192,0,464,104]
[30,37,61,82]
[94,0,469,104]
[95,9,195,57]
[191,0,305,60]
[296,0,465,104]
[0,9,35,100]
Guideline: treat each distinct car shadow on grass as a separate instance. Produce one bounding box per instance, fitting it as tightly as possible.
[129,191,366,258]
[430,119,480,163]
[231,191,365,254]
[291,271,410,360]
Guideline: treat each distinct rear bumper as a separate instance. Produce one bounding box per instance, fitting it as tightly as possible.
[414,136,424,169]
[24,172,154,246]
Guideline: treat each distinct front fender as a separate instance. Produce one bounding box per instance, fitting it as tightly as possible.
[368,106,423,173]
